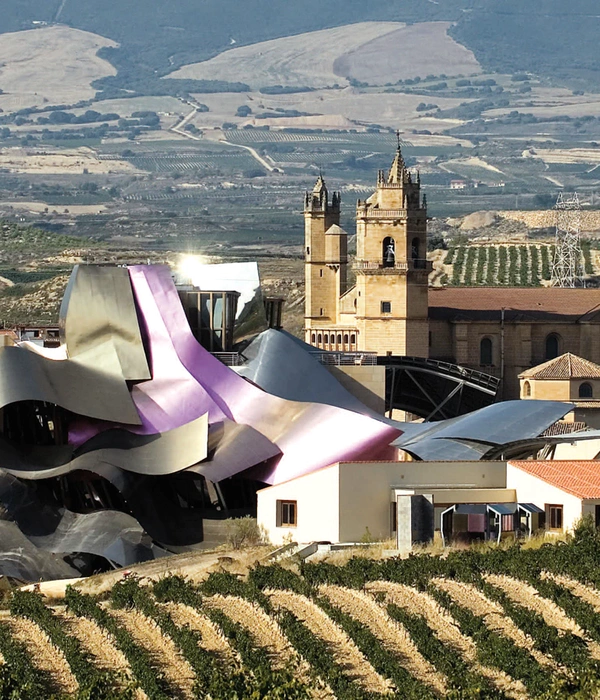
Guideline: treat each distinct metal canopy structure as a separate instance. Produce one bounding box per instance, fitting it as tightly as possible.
[378,356,501,420]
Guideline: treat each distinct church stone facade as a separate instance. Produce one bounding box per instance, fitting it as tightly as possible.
[305,147,430,357]
[305,146,600,400]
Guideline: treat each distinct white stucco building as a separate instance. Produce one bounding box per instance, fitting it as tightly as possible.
[258,459,600,548]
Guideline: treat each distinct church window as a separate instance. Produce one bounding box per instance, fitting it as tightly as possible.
[320,269,323,277]
[545,334,560,360]
[350,334,356,345]
[344,334,349,345]
[480,337,493,366]
[381,301,392,314]
[311,333,316,344]
[306,247,310,255]
[580,382,593,399]
[383,237,395,268]
[523,381,531,397]
[317,334,322,344]
[324,334,329,344]
[337,334,342,345]
[320,308,323,316]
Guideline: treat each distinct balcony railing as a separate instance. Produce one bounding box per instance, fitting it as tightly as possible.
[212,352,242,366]
[310,352,378,366]
[354,259,431,272]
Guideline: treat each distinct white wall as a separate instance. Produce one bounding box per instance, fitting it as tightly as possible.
[506,463,583,532]
[338,462,507,542]
[257,464,340,545]
[258,460,508,545]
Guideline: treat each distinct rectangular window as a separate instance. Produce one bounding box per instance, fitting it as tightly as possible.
[381,301,391,313]
[546,504,563,530]
[276,500,297,527]
[596,505,600,528]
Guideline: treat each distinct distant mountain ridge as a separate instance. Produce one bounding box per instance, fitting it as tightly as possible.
[1,0,599,92]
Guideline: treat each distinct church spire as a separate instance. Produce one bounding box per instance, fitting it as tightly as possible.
[387,130,406,184]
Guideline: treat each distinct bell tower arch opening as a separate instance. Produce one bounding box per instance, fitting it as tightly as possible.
[383,237,396,268]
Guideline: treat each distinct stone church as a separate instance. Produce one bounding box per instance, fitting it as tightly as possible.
[304,146,600,400]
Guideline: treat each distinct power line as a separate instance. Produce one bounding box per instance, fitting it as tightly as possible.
[550,192,584,288]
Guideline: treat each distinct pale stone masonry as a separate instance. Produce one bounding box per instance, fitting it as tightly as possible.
[304,146,600,400]
[305,146,430,356]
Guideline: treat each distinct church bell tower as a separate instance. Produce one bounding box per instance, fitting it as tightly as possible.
[354,141,430,356]
[304,176,347,341]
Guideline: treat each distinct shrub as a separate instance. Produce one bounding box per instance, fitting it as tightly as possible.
[226,516,267,549]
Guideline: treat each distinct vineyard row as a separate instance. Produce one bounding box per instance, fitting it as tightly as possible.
[444,243,594,286]
[3,532,600,698]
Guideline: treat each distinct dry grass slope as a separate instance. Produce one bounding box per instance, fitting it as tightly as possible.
[334,22,481,84]
[170,21,481,89]
[0,26,117,110]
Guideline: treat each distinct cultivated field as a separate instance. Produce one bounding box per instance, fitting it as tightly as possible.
[0,147,136,175]
[169,22,403,89]
[186,87,472,133]
[170,21,481,90]
[0,26,117,110]
[334,22,481,85]
[3,534,600,698]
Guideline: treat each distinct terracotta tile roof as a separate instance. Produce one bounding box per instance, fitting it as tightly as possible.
[509,460,600,499]
[519,353,600,380]
[429,287,600,322]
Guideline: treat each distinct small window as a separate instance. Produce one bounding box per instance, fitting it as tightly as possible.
[337,334,342,344]
[324,334,329,344]
[523,381,531,397]
[344,334,349,345]
[350,334,356,345]
[320,269,323,277]
[306,247,310,255]
[317,334,322,344]
[580,382,593,399]
[381,301,392,314]
[276,500,297,527]
[596,505,600,528]
[480,337,493,366]
[319,308,323,316]
[546,504,563,531]
[545,334,560,360]
[311,333,316,344]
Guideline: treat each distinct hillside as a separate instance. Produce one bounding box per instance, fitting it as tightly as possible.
[3,532,600,698]
[169,21,481,89]
[2,1,600,93]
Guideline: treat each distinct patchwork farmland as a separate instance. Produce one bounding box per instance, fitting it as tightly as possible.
[4,534,600,698]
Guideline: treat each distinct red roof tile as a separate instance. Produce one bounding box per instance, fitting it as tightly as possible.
[510,460,600,499]
[429,288,600,322]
